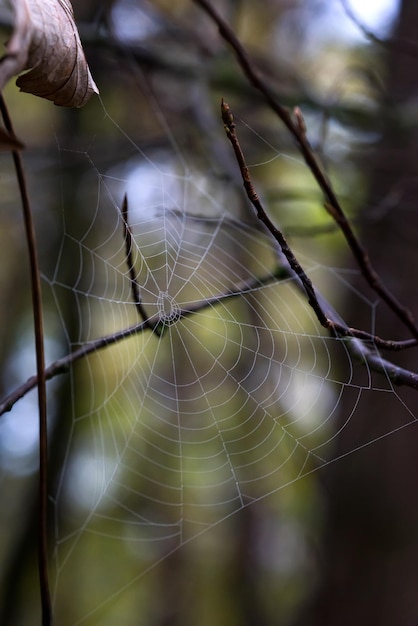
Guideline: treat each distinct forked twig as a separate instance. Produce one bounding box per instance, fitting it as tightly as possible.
[0,96,52,625]
[0,265,288,417]
[221,98,418,352]
[194,0,418,340]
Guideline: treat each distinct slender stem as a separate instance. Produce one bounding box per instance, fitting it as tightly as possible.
[0,96,52,625]
[121,194,158,332]
[221,99,331,330]
[194,0,418,340]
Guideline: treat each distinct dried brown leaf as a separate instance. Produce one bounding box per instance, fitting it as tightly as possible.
[0,0,98,108]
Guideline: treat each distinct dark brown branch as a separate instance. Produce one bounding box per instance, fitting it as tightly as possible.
[121,194,156,332]
[194,0,418,340]
[0,96,52,625]
[122,194,141,309]
[348,337,418,390]
[221,98,330,330]
[221,99,418,354]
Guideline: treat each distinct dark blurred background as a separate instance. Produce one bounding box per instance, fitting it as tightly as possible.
[2,1,418,624]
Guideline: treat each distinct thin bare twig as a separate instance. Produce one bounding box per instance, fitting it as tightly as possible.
[221,99,418,353]
[193,0,418,340]
[0,265,287,418]
[121,194,157,332]
[0,96,52,625]
[221,98,330,330]
[348,337,418,390]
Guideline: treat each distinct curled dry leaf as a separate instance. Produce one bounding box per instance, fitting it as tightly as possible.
[0,0,98,108]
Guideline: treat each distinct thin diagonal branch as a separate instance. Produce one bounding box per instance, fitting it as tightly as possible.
[121,194,157,332]
[193,0,418,341]
[348,337,418,390]
[122,194,142,309]
[122,195,164,336]
[221,99,329,331]
[0,265,288,418]
[0,96,52,625]
[221,98,418,354]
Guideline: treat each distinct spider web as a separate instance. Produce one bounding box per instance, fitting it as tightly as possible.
[27,85,416,624]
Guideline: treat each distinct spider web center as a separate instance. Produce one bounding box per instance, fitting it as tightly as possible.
[157,290,181,326]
